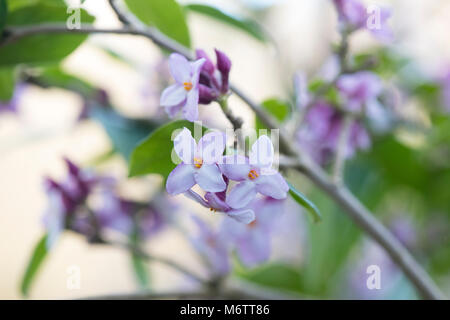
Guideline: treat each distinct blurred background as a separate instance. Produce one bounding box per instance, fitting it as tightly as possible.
[0,0,449,299]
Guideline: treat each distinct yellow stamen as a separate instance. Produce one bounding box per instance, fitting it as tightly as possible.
[209,208,217,213]
[248,169,259,180]
[193,157,203,168]
[248,220,257,228]
[183,81,193,91]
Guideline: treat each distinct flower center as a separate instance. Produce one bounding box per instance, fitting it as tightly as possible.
[248,169,259,180]
[193,157,203,168]
[183,81,193,91]
[209,207,217,213]
[248,220,257,228]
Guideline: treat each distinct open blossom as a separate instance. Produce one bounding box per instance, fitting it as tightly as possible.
[184,182,256,224]
[297,102,371,164]
[219,136,289,209]
[160,53,205,121]
[336,71,382,112]
[191,216,231,275]
[332,0,393,42]
[196,49,232,104]
[166,128,226,195]
[220,197,284,267]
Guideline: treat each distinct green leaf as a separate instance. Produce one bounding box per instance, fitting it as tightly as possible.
[185,4,268,42]
[288,182,322,223]
[235,263,304,294]
[6,0,64,12]
[89,105,158,161]
[129,120,207,179]
[20,234,49,297]
[0,67,14,100]
[124,0,190,48]
[37,66,95,96]
[0,3,94,66]
[0,0,7,38]
[255,98,290,131]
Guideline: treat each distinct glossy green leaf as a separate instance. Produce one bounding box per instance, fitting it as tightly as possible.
[6,0,64,12]
[129,120,207,179]
[185,4,268,42]
[89,105,158,161]
[288,182,322,223]
[20,234,49,297]
[255,98,290,131]
[0,67,14,100]
[124,0,190,48]
[235,263,304,294]
[0,3,94,66]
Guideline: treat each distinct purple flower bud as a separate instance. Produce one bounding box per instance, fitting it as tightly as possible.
[198,84,219,104]
[196,49,215,76]
[215,49,231,93]
[0,83,26,114]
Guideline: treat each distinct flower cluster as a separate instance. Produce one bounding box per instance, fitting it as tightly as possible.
[160,49,231,122]
[332,0,393,42]
[166,128,289,224]
[191,197,285,275]
[42,158,170,249]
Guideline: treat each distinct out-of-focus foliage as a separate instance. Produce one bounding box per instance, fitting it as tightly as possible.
[124,0,190,47]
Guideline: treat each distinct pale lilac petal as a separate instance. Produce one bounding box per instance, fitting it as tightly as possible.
[249,135,274,169]
[166,163,195,195]
[191,58,206,86]
[195,164,226,192]
[205,192,230,212]
[226,181,257,209]
[237,230,271,267]
[160,84,186,107]
[169,53,191,83]
[197,131,225,164]
[255,172,288,199]
[183,190,209,208]
[183,89,199,122]
[165,102,184,118]
[227,208,255,224]
[219,155,250,181]
[174,127,196,164]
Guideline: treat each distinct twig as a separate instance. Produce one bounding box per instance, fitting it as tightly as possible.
[332,115,353,185]
[104,239,208,285]
[2,16,445,299]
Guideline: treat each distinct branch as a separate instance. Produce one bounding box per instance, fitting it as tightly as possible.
[2,14,445,299]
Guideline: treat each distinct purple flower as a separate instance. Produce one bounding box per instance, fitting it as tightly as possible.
[220,197,284,267]
[294,72,311,110]
[219,136,289,209]
[191,215,231,275]
[332,0,393,42]
[160,53,206,121]
[336,71,382,112]
[297,102,371,164]
[0,83,26,114]
[195,49,232,104]
[184,186,256,224]
[438,67,450,113]
[42,180,67,249]
[166,128,226,195]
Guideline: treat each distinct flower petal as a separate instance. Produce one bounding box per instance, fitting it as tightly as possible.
[205,191,229,211]
[249,135,274,169]
[183,89,199,122]
[237,230,271,267]
[160,84,186,107]
[184,189,209,208]
[227,208,255,224]
[195,164,226,192]
[166,163,195,195]
[255,172,289,199]
[218,155,250,181]
[174,127,196,164]
[197,131,225,164]
[169,53,191,83]
[226,181,257,209]
[191,58,206,86]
